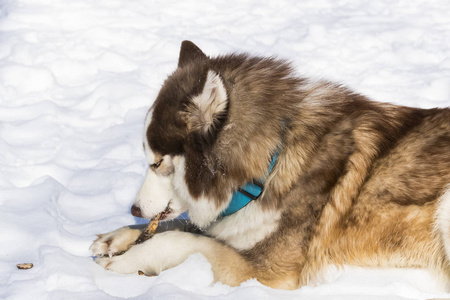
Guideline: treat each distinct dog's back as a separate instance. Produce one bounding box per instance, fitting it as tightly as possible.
[202,47,450,287]
[213,68,450,285]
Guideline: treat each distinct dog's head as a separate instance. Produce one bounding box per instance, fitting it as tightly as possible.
[132,41,231,228]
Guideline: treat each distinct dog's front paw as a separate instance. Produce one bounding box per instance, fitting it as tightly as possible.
[90,226,142,258]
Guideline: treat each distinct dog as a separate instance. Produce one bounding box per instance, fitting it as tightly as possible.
[90,40,450,290]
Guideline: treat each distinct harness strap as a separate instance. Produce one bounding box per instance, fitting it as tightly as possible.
[220,151,279,217]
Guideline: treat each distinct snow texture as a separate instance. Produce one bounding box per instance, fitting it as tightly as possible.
[1,0,449,299]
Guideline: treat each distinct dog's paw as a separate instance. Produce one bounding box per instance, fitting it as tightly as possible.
[90,226,142,258]
[95,243,149,274]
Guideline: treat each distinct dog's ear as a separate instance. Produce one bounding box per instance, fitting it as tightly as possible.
[178,41,208,68]
[185,70,228,146]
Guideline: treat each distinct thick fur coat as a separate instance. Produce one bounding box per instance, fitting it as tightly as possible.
[91,41,450,289]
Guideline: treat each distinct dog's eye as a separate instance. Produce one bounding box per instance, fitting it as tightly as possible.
[151,159,163,169]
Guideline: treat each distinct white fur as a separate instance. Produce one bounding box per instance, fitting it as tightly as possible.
[207,201,281,250]
[187,196,228,229]
[190,70,228,133]
[96,231,214,275]
[436,187,450,259]
[135,167,174,219]
[135,153,189,219]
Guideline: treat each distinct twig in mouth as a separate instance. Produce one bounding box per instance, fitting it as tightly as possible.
[134,212,162,245]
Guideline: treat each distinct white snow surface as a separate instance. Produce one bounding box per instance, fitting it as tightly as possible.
[1,0,449,299]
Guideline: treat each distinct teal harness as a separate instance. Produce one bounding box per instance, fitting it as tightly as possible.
[220,150,279,217]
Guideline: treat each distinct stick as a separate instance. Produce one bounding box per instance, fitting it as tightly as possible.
[134,212,162,245]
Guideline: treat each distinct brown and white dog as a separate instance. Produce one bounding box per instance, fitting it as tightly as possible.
[90,41,450,290]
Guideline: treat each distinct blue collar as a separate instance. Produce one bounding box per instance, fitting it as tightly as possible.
[220,150,279,217]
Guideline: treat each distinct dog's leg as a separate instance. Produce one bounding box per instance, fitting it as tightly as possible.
[90,219,194,258]
[94,231,254,286]
[436,188,450,279]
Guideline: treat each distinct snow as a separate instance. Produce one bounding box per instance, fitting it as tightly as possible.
[0,0,449,299]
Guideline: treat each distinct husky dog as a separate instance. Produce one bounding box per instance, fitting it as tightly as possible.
[91,41,450,289]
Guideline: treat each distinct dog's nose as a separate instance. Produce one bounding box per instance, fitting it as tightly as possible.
[131,205,142,218]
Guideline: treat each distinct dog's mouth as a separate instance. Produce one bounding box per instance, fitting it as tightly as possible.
[158,204,173,221]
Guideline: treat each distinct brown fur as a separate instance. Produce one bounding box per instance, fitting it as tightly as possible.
[98,41,450,289]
